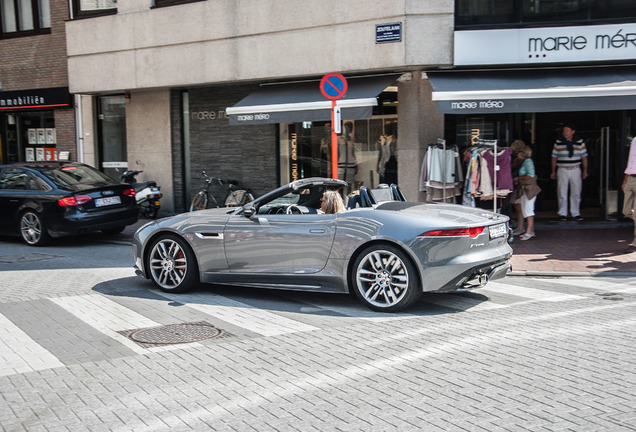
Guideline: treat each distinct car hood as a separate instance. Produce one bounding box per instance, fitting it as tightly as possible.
[375,201,508,226]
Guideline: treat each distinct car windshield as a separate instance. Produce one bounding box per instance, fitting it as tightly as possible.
[40,165,116,186]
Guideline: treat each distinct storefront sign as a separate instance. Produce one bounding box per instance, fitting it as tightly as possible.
[455,23,636,65]
[376,23,402,44]
[0,87,72,110]
[290,132,299,181]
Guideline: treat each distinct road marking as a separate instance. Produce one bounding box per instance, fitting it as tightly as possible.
[51,294,201,355]
[544,277,636,293]
[0,312,63,376]
[154,291,320,336]
[482,281,586,302]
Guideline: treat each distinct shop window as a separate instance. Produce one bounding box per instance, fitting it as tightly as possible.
[279,117,398,194]
[71,0,116,19]
[1,0,50,37]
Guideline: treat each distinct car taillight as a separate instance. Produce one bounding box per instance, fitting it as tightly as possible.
[123,188,136,197]
[420,227,485,239]
[58,195,92,207]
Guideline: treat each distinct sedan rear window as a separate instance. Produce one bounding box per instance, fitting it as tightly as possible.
[40,165,116,186]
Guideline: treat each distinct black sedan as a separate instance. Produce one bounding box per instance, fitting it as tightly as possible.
[0,162,138,246]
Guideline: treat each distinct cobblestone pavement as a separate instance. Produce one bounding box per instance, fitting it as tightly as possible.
[509,225,636,276]
[1,230,636,431]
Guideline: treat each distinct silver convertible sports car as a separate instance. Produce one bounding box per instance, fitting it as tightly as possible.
[132,178,512,312]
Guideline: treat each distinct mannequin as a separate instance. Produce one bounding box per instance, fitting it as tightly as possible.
[377,122,397,184]
[338,121,357,192]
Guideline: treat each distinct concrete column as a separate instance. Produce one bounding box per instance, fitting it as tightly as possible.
[126,90,175,214]
[397,72,445,202]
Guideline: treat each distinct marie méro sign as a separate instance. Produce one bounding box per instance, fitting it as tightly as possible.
[455,23,636,66]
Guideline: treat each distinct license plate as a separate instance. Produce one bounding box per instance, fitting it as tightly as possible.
[95,196,121,207]
[489,223,506,239]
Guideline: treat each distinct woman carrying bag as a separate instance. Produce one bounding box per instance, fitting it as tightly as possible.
[511,144,541,241]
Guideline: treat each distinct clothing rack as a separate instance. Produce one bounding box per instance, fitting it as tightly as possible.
[474,139,498,212]
[437,138,447,202]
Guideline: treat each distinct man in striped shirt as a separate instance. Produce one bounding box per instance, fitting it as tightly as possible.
[550,124,588,221]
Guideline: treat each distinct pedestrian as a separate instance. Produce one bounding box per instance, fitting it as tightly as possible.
[321,190,345,214]
[550,123,588,220]
[512,144,541,240]
[622,134,636,251]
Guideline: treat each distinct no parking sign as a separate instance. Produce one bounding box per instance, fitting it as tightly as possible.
[320,73,348,101]
[320,73,348,180]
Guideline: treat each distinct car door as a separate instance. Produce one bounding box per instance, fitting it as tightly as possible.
[223,212,338,274]
[0,167,31,232]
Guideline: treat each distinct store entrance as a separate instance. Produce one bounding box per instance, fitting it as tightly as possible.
[446,110,630,221]
[532,112,623,221]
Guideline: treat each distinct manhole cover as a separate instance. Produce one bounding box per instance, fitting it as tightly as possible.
[121,321,231,347]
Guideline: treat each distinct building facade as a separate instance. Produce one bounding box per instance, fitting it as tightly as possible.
[59,0,636,220]
[0,0,75,165]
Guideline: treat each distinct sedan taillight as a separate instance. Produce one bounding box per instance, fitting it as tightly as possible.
[58,195,92,207]
[123,188,136,197]
[420,227,485,239]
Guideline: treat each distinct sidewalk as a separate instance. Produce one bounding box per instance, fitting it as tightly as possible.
[124,217,636,277]
[509,220,636,276]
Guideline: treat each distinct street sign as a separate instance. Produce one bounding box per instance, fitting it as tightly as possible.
[320,73,348,100]
[320,73,348,180]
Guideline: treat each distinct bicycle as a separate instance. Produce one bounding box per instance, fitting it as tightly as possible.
[189,171,255,211]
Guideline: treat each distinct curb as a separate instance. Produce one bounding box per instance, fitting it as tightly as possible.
[509,270,636,277]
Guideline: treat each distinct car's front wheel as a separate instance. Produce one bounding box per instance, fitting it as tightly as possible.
[147,234,199,293]
[352,245,421,312]
[20,210,51,246]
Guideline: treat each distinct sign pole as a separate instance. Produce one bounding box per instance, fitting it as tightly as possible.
[331,100,338,179]
[319,72,348,181]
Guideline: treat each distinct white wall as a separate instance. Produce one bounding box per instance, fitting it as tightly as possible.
[66,0,454,93]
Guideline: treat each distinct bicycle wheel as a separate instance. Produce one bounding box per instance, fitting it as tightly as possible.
[190,191,208,211]
[225,190,253,207]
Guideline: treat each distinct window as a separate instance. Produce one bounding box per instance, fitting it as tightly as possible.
[1,0,50,37]
[153,0,205,8]
[456,0,636,28]
[71,0,116,19]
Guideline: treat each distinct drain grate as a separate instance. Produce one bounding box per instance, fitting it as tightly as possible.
[120,321,232,348]
[0,253,61,264]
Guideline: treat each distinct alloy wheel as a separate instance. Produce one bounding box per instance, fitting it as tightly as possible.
[149,238,189,290]
[355,248,411,309]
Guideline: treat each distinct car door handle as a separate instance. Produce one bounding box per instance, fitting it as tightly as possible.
[309,229,325,234]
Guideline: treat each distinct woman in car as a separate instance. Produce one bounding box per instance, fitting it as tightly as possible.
[321,190,346,214]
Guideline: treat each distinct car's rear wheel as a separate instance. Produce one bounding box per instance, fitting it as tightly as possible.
[352,245,421,312]
[147,234,199,293]
[20,210,51,246]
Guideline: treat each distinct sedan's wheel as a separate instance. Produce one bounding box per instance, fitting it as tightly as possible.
[147,235,199,293]
[20,211,51,246]
[352,245,421,312]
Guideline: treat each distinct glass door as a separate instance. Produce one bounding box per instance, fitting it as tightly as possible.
[98,95,127,179]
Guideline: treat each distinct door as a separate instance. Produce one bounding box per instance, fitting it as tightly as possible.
[98,96,127,179]
[224,213,338,274]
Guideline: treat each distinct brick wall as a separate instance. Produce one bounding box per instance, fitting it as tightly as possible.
[0,0,69,91]
[1,0,75,163]
[171,85,279,213]
[54,108,76,158]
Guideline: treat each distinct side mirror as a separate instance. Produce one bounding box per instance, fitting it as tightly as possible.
[243,203,256,218]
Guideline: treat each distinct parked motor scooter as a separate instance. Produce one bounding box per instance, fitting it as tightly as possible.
[120,170,162,219]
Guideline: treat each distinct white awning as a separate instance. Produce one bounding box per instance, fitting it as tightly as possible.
[428,67,636,114]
